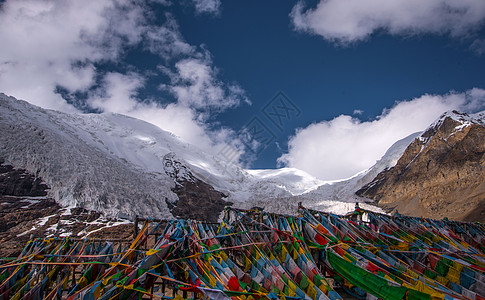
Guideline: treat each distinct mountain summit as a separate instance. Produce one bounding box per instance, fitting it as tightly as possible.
[357,110,485,221]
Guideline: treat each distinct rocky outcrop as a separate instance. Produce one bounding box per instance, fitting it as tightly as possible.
[357,111,485,222]
[0,158,49,196]
[163,153,231,222]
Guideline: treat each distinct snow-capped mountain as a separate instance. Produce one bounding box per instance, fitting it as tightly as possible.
[357,110,485,221]
[0,93,412,219]
[248,131,421,215]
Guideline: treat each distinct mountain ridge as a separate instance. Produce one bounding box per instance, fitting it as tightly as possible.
[357,110,485,221]
[0,93,415,219]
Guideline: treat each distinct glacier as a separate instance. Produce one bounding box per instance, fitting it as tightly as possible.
[0,93,418,219]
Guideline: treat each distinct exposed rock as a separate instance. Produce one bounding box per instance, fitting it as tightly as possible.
[0,194,134,258]
[163,153,231,222]
[357,112,485,222]
[0,158,48,196]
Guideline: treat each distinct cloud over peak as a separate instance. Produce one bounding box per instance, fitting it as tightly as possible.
[279,88,485,181]
[0,0,244,158]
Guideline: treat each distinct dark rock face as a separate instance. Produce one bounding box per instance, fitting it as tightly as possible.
[163,153,231,222]
[0,159,49,196]
[170,179,230,222]
[0,196,60,257]
[357,114,485,222]
[0,194,134,258]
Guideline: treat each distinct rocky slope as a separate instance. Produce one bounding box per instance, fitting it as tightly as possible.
[357,111,485,222]
[0,161,133,258]
[0,158,48,196]
[163,153,229,222]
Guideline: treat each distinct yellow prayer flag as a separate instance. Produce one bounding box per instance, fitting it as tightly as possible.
[146,249,158,256]
[307,284,318,300]
[281,246,288,262]
[269,252,275,261]
[220,251,228,261]
[437,276,449,287]
[288,280,297,297]
[244,256,252,272]
[446,267,460,284]
[452,262,464,272]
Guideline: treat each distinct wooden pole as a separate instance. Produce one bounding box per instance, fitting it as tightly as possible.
[134,215,139,238]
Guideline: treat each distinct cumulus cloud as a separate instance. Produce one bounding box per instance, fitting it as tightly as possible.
[89,72,145,114]
[0,0,154,110]
[90,79,217,151]
[279,89,485,180]
[0,0,245,157]
[161,55,249,115]
[291,0,485,44]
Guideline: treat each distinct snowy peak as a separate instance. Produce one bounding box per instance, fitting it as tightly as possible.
[246,168,325,195]
[422,110,485,141]
[435,110,485,126]
[1,93,339,219]
[356,109,485,221]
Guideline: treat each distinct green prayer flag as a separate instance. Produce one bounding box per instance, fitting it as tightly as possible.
[299,274,309,290]
[435,259,450,277]
[327,251,408,300]
[424,268,437,280]
[407,289,431,300]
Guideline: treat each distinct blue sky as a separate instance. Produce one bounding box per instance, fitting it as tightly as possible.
[1,0,485,180]
[175,1,485,171]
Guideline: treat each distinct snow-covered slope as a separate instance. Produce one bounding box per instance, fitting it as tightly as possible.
[245,132,421,215]
[0,94,176,218]
[0,93,418,218]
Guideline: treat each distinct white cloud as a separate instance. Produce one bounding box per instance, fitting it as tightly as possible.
[191,0,221,15]
[0,0,147,110]
[291,0,485,44]
[144,13,196,60]
[89,72,145,114]
[279,89,485,180]
[87,72,242,155]
[161,55,248,114]
[353,109,363,115]
[0,0,246,159]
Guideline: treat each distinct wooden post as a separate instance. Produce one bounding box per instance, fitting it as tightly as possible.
[149,279,154,300]
[71,266,76,288]
[134,215,139,239]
